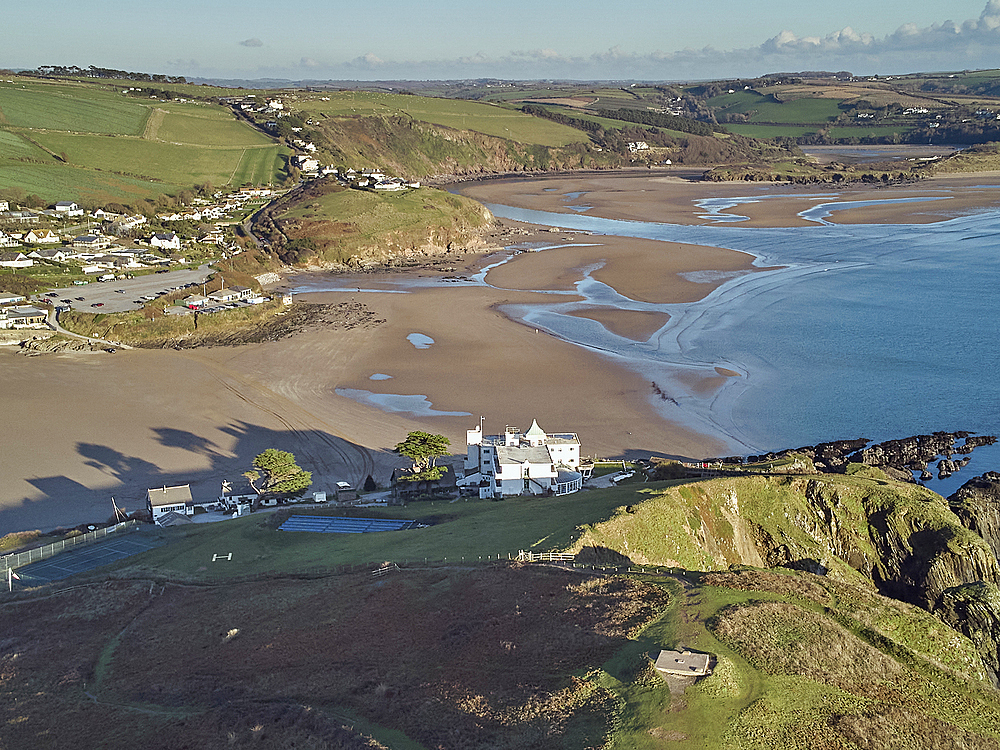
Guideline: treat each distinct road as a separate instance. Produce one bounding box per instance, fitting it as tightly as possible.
[34,264,215,314]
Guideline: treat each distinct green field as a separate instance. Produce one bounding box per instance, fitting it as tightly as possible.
[155,110,273,146]
[721,124,819,138]
[31,132,281,187]
[118,484,661,580]
[0,78,287,203]
[706,90,846,123]
[296,91,586,146]
[0,80,150,134]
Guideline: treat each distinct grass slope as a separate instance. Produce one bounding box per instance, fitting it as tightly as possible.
[294,91,586,147]
[0,77,287,203]
[267,181,493,264]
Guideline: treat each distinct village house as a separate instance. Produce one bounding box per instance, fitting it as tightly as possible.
[0,201,8,212]
[0,293,26,306]
[459,419,585,499]
[0,232,22,249]
[23,229,60,244]
[27,247,67,262]
[0,251,32,268]
[73,234,113,251]
[147,484,194,523]
[54,201,84,216]
[0,210,39,224]
[150,232,182,251]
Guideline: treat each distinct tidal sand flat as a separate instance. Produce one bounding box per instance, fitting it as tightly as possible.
[6,173,1000,533]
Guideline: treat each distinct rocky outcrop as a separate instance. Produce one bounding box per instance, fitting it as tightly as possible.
[935,582,1000,682]
[949,472,1000,562]
[742,432,997,484]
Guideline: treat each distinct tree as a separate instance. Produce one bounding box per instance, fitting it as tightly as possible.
[394,431,451,485]
[244,449,312,500]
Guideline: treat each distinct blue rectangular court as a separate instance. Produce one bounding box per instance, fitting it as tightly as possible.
[12,531,168,584]
[279,516,420,534]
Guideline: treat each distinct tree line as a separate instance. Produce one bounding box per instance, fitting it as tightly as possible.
[27,64,187,84]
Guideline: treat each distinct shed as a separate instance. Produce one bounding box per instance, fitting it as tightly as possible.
[654,649,711,677]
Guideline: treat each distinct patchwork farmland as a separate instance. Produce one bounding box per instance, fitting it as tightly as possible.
[0,76,288,203]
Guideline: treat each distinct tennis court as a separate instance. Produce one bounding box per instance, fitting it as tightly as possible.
[279,516,421,534]
[12,530,168,584]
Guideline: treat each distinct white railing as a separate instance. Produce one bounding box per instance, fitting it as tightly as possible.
[1,520,140,572]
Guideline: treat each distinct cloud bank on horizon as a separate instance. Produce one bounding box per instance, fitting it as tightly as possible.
[311,1,1000,81]
[4,2,1000,82]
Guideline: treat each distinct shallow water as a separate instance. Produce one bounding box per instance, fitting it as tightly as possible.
[293,193,1000,493]
[479,199,1000,493]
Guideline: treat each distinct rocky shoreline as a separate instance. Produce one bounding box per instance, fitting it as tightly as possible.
[730,430,998,483]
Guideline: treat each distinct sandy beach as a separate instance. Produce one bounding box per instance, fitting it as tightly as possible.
[5,170,1000,535]
[457,171,1000,227]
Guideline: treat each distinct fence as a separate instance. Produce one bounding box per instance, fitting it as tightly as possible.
[515,550,575,562]
[1,520,141,572]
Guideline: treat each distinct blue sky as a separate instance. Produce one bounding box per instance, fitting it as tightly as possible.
[4,1,1000,81]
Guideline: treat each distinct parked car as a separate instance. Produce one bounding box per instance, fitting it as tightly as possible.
[91,302,104,307]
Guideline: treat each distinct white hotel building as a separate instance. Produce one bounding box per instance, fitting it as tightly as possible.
[459,419,585,499]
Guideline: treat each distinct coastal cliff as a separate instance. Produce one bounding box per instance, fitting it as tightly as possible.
[571,465,1000,677]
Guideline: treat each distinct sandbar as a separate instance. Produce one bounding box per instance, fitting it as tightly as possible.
[459,171,1000,227]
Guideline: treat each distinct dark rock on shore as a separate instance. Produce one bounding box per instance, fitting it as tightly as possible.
[744,432,997,483]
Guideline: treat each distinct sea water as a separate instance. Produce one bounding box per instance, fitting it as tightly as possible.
[481,199,1000,494]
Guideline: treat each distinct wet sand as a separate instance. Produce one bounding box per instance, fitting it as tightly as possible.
[459,171,1000,227]
[6,171,1000,534]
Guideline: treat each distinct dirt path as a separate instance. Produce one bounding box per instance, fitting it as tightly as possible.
[141,107,165,141]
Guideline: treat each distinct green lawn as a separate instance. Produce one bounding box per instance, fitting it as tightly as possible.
[115,484,662,580]
[297,91,586,146]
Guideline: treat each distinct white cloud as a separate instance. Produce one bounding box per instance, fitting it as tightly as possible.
[227,2,1000,81]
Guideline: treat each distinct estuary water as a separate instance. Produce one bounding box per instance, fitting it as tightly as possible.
[480,197,1000,493]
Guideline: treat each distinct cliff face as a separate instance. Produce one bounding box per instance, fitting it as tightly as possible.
[950,472,1000,561]
[572,471,1000,677]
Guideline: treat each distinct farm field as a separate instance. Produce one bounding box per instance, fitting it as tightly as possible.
[0,77,287,203]
[530,103,695,139]
[707,91,845,123]
[295,90,587,146]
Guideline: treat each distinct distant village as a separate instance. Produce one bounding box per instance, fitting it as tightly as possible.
[220,94,422,191]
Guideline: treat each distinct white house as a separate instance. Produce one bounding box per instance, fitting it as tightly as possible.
[459,419,583,499]
[150,232,181,251]
[28,248,67,262]
[0,305,47,328]
[147,484,194,522]
[23,229,60,244]
[0,252,32,268]
[54,201,84,216]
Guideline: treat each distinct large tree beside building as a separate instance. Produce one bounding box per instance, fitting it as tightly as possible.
[244,448,312,499]
[395,431,451,483]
